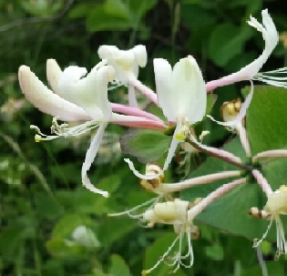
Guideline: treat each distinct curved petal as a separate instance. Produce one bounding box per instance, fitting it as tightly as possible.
[46,59,62,94]
[208,81,254,127]
[98,45,140,83]
[82,123,109,197]
[18,65,91,121]
[58,65,114,120]
[132,45,147,67]
[206,9,278,91]
[171,56,206,123]
[153,58,174,121]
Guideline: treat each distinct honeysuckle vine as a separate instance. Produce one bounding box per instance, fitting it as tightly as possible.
[17,7,287,275]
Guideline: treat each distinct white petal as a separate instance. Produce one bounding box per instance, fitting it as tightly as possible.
[46,59,62,94]
[18,65,91,121]
[98,45,140,83]
[58,65,114,119]
[132,45,147,67]
[98,45,120,60]
[153,58,175,121]
[81,123,109,197]
[208,81,254,127]
[171,56,206,123]
[206,9,278,91]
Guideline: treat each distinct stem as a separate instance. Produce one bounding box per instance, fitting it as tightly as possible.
[253,149,287,162]
[158,170,242,193]
[252,169,273,196]
[236,123,251,157]
[129,78,158,104]
[186,138,251,171]
[187,178,246,221]
[111,103,162,122]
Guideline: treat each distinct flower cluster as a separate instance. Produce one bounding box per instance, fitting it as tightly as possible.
[18,8,287,274]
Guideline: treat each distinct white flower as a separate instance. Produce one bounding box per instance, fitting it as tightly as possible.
[98,45,147,107]
[125,56,207,179]
[19,59,165,197]
[206,9,278,91]
[254,185,287,257]
[142,199,196,274]
[19,62,114,198]
[98,45,147,84]
[206,9,279,127]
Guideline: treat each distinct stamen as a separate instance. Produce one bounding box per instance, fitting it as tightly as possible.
[254,67,287,88]
[30,117,99,142]
[108,196,162,219]
[253,217,274,248]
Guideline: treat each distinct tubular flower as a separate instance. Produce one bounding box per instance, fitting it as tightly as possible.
[142,199,197,274]
[125,56,207,179]
[19,62,164,198]
[98,45,147,84]
[98,45,147,107]
[206,9,278,127]
[206,9,278,91]
[253,185,287,257]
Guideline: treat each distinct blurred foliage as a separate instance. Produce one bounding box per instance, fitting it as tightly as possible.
[1,0,287,275]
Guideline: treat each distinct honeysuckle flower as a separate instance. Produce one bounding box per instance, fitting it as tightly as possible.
[125,56,207,180]
[142,199,196,274]
[207,10,278,128]
[206,9,278,92]
[98,45,147,107]
[19,63,166,198]
[46,58,160,122]
[253,185,287,257]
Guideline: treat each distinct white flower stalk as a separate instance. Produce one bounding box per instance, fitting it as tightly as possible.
[142,199,196,274]
[253,185,287,258]
[98,45,147,107]
[206,9,278,92]
[125,56,207,180]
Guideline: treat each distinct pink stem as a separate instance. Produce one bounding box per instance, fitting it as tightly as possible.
[188,177,246,221]
[253,149,287,162]
[129,78,158,105]
[159,170,241,193]
[236,123,251,157]
[252,169,273,196]
[111,103,162,122]
[110,113,166,131]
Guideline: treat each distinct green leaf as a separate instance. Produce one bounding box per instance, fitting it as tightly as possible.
[246,85,287,154]
[86,0,131,32]
[120,129,171,163]
[181,138,274,241]
[128,0,157,22]
[98,218,137,246]
[208,24,252,67]
[46,238,85,258]
[206,94,217,115]
[109,254,131,276]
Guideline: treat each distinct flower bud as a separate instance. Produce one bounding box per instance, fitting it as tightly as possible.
[220,98,242,123]
[264,185,287,214]
[140,164,164,192]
